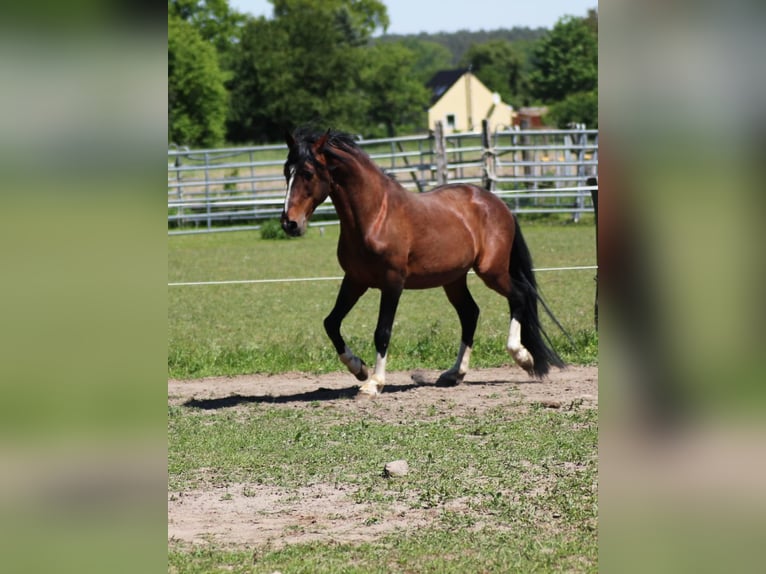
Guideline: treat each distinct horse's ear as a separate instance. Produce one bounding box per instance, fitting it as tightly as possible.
[316,129,331,152]
[285,130,296,149]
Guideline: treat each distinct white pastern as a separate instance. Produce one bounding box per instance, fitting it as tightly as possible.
[456,342,472,375]
[438,341,471,384]
[507,318,522,352]
[283,166,296,212]
[507,318,534,370]
[339,345,362,376]
[373,352,386,381]
[357,352,386,397]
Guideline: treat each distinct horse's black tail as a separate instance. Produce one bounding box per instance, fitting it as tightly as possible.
[509,214,567,377]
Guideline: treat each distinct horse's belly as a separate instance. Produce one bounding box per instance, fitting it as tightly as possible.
[404,268,471,289]
[403,227,476,288]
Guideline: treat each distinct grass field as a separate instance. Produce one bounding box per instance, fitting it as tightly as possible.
[167,218,597,379]
[168,400,597,572]
[168,218,598,572]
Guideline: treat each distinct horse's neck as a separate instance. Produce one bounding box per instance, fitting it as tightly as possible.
[330,161,398,236]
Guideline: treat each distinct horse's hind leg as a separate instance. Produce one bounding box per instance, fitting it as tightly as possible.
[477,271,535,375]
[324,276,369,381]
[507,286,535,374]
[437,276,480,386]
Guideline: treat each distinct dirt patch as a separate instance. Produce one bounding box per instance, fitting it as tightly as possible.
[169,365,597,419]
[169,482,454,548]
[168,365,597,548]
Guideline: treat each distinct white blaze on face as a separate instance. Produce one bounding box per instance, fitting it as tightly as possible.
[283,166,296,213]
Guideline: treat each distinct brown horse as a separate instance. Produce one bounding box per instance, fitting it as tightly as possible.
[281,128,564,397]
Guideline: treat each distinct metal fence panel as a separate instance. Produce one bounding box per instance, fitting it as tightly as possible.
[168,125,598,234]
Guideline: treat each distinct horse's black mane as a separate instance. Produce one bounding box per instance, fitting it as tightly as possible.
[288,127,364,166]
[288,127,398,182]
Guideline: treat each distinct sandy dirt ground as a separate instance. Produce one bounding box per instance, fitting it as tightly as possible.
[168,365,598,548]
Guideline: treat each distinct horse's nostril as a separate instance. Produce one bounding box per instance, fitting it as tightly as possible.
[282,218,299,235]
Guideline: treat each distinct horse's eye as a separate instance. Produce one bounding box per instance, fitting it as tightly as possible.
[301,170,313,181]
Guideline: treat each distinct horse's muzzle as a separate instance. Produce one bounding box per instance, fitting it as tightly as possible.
[280,213,304,237]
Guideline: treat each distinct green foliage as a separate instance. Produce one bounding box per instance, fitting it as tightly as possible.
[528,15,598,104]
[547,90,599,128]
[228,0,389,142]
[392,38,454,84]
[379,27,549,67]
[169,0,247,70]
[460,40,525,107]
[168,14,228,147]
[272,0,390,40]
[168,3,597,144]
[259,219,292,240]
[359,42,430,136]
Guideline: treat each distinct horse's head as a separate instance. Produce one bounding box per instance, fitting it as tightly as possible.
[281,130,333,237]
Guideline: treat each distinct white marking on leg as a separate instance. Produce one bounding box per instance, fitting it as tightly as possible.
[438,341,472,385]
[373,352,386,380]
[339,345,362,376]
[456,342,472,375]
[507,318,522,353]
[359,353,386,397]
[283,166,296,212]
[508,318,534,371]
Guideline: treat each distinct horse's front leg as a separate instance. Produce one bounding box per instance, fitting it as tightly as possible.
[358,286,402,397]
[324,276,368,381]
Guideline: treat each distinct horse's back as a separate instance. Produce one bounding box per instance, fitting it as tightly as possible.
[415,183,513,226]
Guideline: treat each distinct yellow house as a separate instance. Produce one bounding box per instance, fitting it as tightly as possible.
[426,69,515,134]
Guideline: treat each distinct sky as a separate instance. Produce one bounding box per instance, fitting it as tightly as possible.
[227,0,597,35]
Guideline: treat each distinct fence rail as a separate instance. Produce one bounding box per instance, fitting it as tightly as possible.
[168,123,598,234]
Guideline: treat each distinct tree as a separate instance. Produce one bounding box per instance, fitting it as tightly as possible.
[168,0,247,70]
[226,17,286,143]
[460,40,524,107]
[271,0,389,40]
[546,90,598,128]
[168,15,228,147]
[228,0,390,142]
[528,15,597,103]
[358,43,430,137]
[393,38,453,84]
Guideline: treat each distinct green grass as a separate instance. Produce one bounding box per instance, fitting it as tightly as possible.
[168,220,597,379]
[169,530,596,573]
[168,219,598,571]
[168,401,597,572]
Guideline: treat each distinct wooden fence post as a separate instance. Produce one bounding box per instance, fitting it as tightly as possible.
[434,121,448,186]
[481,119,495,192]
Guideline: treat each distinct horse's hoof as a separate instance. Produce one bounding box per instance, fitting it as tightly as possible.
[512,349,534,373]
[436,370,464,387]
[357,375,384,398]
[356,385,379,399]
[354,362,369,382]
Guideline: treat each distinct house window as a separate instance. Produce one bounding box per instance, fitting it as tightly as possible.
[446,114,456,130]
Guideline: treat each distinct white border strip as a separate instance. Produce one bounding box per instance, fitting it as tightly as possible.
[168,266,597,287]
